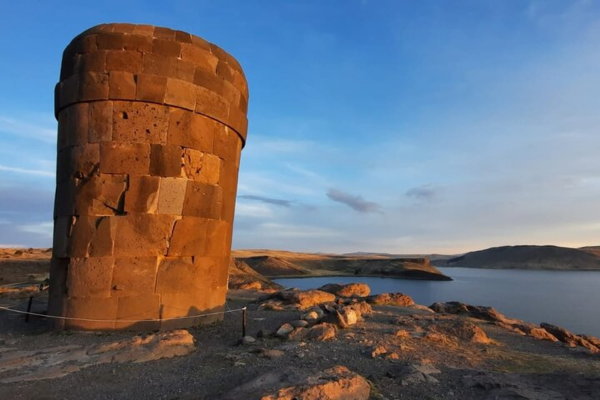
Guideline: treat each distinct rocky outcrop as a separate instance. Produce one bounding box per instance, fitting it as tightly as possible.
[367,292,414,307]
[0,330,195,383]
[431,301,600,352]
[222,365,370,400]
[318,283,371,298]
[228,258,282,291]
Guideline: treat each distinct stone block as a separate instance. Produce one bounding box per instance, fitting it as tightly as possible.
[71,34,97,54]
[49,257,69,298]
[216,60,235,83]
[153,38,181,57]
[159,292,207,330]
[209,43,243,75]
[180,44,218,73]
[168,217,209,256]
[165,78,197,110]
[135,73,167,103]
[68,215,99,257]
[228,106,248,141]
[123,33,153,53]
[133,24,155,36]
[167,109,214,152]
[74,174,127,216]
[54,179,75,217]
[155,257,197,293]
[205,219,230,257]
[99,142,150,175]
[88,101,113,142]
[175,30,192,44]
[181,181,222,219]
[61,102,89,148]
[111,257,159,297]
[154,26,175,40]
[173,59,195,82]
[193,68,224,95]
[111,23,136,34]
[52,216,73,258]
[96,32,124,50]
[89,216,117,257]
[213,125,242,163]
[157,177,187,215]
[113,214,176,257]
[195,86,230,122]
[191,34,211,51]
[124,175,160,213]
[70,143,100,178]
[150,144,183,177]
[181,148,220,184]
[65,297,118,330]
[66,257,114,298]
[109,71,136,99]
[78,72,109,101]
[78,51,106,75]
[115,295,161,330]
[112,101,169,144]
[142,52,175,76]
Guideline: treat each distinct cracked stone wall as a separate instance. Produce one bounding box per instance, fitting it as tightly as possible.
[48,23,248,330]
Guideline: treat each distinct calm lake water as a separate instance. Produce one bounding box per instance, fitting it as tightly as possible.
[274,267,600,337]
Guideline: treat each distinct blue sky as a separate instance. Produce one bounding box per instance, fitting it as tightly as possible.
[1,1,600,253]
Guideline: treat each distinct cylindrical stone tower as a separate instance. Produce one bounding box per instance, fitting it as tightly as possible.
[48,23,248,330]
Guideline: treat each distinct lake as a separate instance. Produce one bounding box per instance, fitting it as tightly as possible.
[274,267,600,337]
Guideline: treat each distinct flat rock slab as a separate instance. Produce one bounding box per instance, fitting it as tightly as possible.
[0,330,194,383]
[222,365,370,400]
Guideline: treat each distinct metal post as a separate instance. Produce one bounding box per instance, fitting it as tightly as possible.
[242,307,247,338]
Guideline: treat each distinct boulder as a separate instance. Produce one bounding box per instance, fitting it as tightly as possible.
[276,323,295,338]
[430,302,512,324]
[306,323,337,341]
[319,283,371,298]
[388,363,441,386]
[290,320,309,328]
[223,365,370,400]
[540,323,599,352]
[279,290,337,310]
[367,293,414,307]
[345,301,373,319]
[430,321,489,344]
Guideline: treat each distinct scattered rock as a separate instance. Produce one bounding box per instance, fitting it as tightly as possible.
[367,293,414,307]
[385,352,400,360]
[430,302,513,324]
[260,349,285,359]
[302,311,320,322]
[290,320,309,328]
[319,283,371,298]
[431,321,489,344]
[242,336,257,345]
[395,330,411,339]
[371,345,388,358]
[345,301,373,319]
[276,324,295,338]
[389,363,441,386]
[306,323,337,341]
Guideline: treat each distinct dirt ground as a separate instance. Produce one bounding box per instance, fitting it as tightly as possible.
[1,288,599,400]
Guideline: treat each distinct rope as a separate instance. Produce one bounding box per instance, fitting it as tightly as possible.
[0,305,247,323]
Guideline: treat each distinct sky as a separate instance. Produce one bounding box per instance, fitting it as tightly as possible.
[1,0,600,254]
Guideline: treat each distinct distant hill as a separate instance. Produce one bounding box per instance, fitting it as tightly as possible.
[233,250,452,280]
[440,245,600,270]
[580,246,600,257]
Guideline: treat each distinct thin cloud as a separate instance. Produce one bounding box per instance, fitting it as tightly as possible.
[238,194,292,207]
[0,115,56,143]
[406,184,437,201]
[0,165,55,178]
[326,188,381,213]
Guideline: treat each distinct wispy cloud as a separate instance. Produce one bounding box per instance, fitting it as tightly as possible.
[406,184,437,201]
[238,194,292,207]
[17,222,53,239]
[0,165,55,178]
[0,114,56,143]
[326,188,381,213]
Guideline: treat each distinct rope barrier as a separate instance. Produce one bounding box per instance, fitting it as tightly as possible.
[0,305,247,323]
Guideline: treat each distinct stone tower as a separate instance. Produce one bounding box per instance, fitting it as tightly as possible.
[49,23,248,330]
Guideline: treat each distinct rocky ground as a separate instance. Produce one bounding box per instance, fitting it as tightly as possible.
[1,281,599,399]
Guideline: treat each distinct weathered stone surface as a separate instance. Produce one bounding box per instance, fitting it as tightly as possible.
[319,283,371,298]
[367,292,415,307]
[51,23,248,331]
